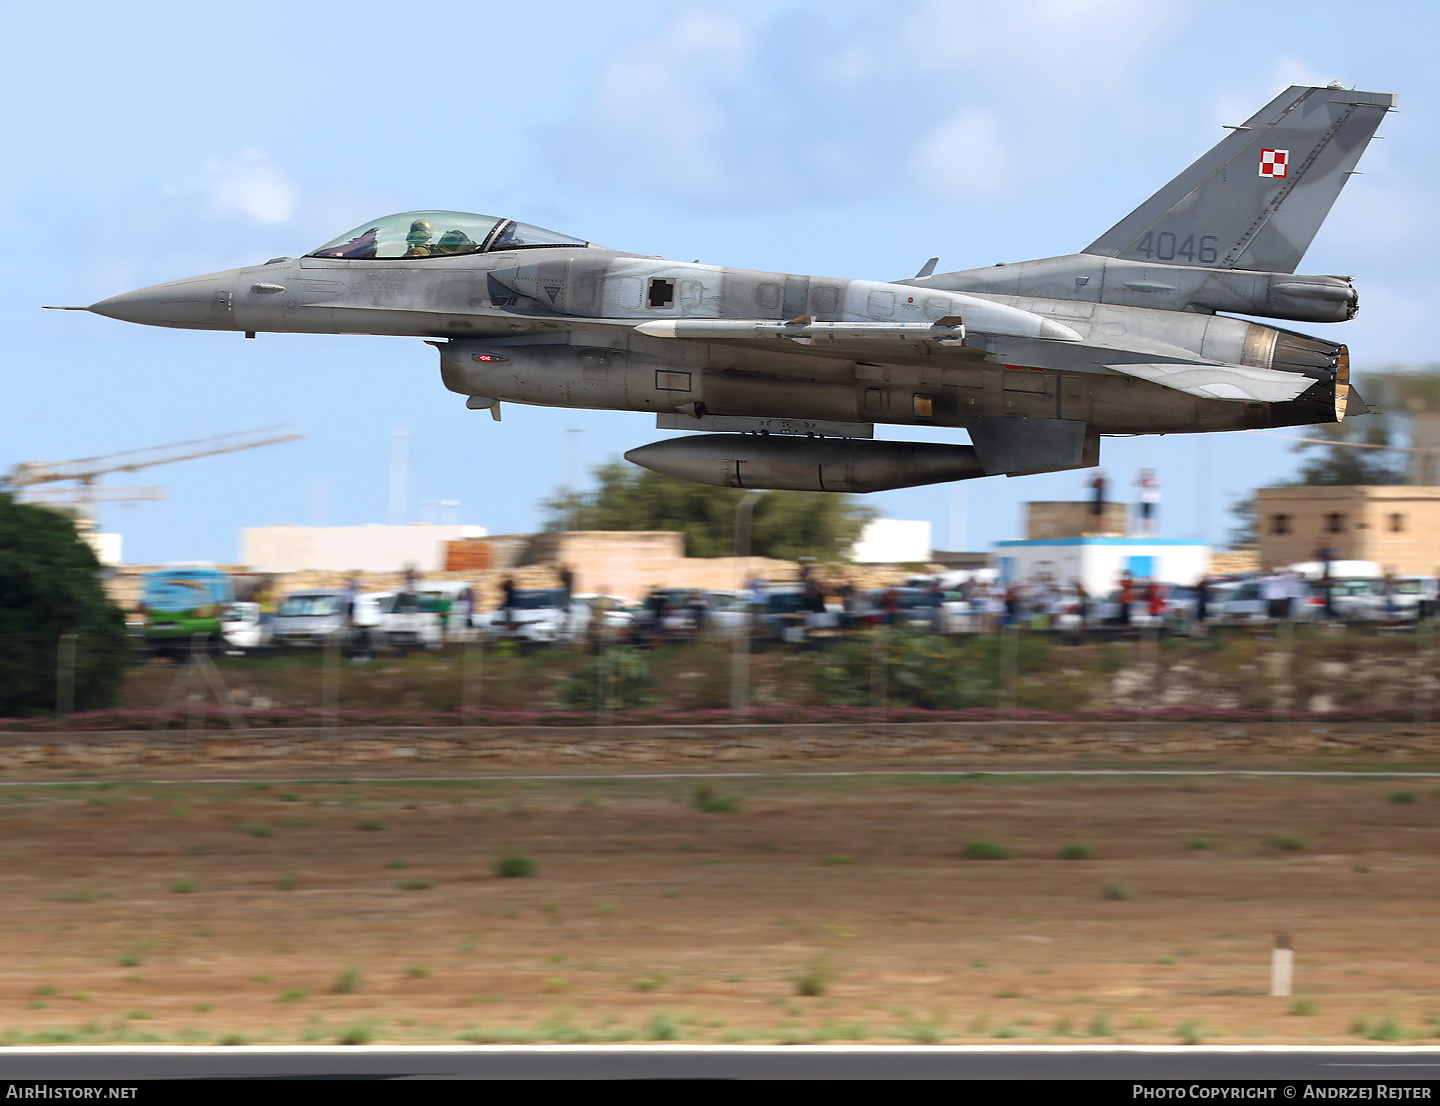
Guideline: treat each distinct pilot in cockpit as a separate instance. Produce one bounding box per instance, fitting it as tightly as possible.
[403,218,437,257]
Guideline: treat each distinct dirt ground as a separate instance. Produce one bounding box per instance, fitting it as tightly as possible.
[1,766,1439,1045]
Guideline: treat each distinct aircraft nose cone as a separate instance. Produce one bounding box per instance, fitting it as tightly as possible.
[89,270,239,330]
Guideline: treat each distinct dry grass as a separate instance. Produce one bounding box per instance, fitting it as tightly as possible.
[0,769,1437,1044]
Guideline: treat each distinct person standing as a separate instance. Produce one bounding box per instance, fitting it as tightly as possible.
[1090,471,1107,532]
[500,576,516,630]
[1118,570,1134,626]
[1136,469,1161,537]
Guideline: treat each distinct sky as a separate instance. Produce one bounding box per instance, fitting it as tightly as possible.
[4,0,1439,564]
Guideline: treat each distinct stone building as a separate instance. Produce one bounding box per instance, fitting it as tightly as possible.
[1256,485,1440,575]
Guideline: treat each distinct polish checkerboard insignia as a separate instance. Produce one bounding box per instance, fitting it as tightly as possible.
[1259,148,1289,178]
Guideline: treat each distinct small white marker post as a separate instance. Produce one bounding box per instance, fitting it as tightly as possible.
[1271,932,1293,997]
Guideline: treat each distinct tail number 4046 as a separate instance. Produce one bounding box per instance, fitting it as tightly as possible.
[1133,232,1220,264]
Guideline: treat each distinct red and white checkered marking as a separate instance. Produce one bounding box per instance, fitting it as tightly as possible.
[1259,148,1289,178]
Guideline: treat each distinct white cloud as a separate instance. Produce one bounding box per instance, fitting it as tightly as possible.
[552,0,1188,208]
[910,111,1012,200]
[173,148,298,225]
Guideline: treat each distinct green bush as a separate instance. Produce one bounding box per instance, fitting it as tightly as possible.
[496,856,534,878]
[558,646,656,711]
[963,840,1009,860]
[1388,791,1417,804]
[812,628,1050,710]
[331,965,363,994]
[693,782,741,814]
[1059,844,1091,860]
[0,493,130,716]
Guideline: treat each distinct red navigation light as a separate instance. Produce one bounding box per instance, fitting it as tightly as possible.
[470,353,509,363]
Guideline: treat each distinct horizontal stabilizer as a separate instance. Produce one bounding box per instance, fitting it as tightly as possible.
[1106,362,1315,403]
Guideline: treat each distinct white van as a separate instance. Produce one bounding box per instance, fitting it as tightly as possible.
[362,592,443,651]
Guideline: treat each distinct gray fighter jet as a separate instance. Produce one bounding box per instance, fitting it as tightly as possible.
[54,84,1393,493]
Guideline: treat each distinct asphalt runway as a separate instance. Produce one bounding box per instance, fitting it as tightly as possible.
[2,1046,1439,1080]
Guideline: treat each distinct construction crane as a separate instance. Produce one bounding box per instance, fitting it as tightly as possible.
[5,427,303,527]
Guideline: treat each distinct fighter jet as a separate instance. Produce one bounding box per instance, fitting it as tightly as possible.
[53,84,1393,493]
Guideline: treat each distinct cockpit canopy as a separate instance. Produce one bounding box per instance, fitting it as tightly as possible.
[307,211,587,261]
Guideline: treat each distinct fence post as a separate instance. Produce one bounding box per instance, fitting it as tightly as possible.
[1273,619,1293,723]
[323,631,340,730]
[188,634,205,737]
[1000,622,1019,718]
[462,636,481,727]
[1417,619,1434,726]
[1270,932,1294,997]
[55,633,78,728]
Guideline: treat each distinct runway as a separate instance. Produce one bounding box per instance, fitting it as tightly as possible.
[2,1045,1439,1080]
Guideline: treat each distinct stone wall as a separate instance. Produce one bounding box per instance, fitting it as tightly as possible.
[4,722,1440,773]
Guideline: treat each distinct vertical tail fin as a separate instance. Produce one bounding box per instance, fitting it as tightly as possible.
[1085,85,1395,274]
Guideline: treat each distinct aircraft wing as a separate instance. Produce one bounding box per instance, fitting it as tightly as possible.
[1104,361,1317,403]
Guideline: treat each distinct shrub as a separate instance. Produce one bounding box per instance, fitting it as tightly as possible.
[963,840,1009,860]
[238,824,272,838]
[1354,1017,1405,1041]
[406,965,431,980]
[1290,1000,1317,1016]
[812,628,1050,710]
[1388,791,1417,804]
[633,975,668,992]
[1059,844,1091,860]
[1103,883,1130,901]
[278,990,306,1003]
[275,876,295,891]
[693,782,741,814]
[1185,839,1215,851]
[358,820,386,832]
[338,1022,374,1046]
[558,646,656,710]
[497,856,534,879]
[1088,1014,1112,1037]
[331,965,363,994]
[795,969,830,998]
[820,855,858,866]
[397,880,432,891]
[646,1013,679,1041]
[169,878,195,894]
[1269,835,1307,851]
[1175,1019,1204,1045]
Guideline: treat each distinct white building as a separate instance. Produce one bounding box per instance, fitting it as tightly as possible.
[241,524,485,573]
[993,537,1211,595]
[850,519,932,564]
[81,531,122,567]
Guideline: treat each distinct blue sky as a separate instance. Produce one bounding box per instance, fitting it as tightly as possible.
[5,0,1438,563]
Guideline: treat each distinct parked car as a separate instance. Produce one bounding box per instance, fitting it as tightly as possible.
[475,589,591,646]
[859,587,964,631]
[270,590,356,649]
[365,591,443,651]
[410,580,476,635]
[219,602,268,654]
[575,594,644,630]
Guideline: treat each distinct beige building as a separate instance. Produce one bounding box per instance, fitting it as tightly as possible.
[1256,486,1440,575]
[1025,501,1128,539]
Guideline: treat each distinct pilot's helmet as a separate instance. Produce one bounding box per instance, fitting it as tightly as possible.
[406,219,435,245]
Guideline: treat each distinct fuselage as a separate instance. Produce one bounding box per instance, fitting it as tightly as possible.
[88,242,1347,438]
